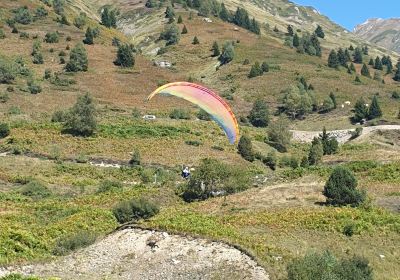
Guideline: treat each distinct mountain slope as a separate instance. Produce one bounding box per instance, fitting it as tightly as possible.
[354,18,400,53]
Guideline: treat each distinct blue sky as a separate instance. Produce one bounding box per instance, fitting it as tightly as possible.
[291,0,400,31]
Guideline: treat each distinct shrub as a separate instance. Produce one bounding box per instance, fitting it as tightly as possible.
[267,118,292,152]
[19,180,52,199]
[0,274,40,280]
[65,43,88,72]
[63,93,96,136]
[308,137,323,165]
[32,52,44,64]
[197,109,211,121]
[185,140,202,146]
[0,60,16,84]
[13,7,33,25]
[392,91,400,99]
[0,29,5,39]
[114,44,135,67]
[323,166,366,206]
[19,32,29,39]
[27,81,42,94]
[129,149,141,166]
[0,123,10,138]
[169,108,191,119]
[287,251,373,280]
[159,24,180,45]
[35,6,48,19]
[97,180,123,193]
[53,231,97,256]
[350,127,363,139]
[219,42,235,65]
[263,152,277,170]
[113,198,159,224]
[180,158,250,202]
[44,32,59,43]
[343,223,355,236]
[238,135,254,162]
[44,69,52,79]
[0,93,9,103]
[73,12,87,29]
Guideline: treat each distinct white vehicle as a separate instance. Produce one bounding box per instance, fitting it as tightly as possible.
[142,115,156,120]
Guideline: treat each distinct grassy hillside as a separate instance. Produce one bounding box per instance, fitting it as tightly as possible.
[0,1,399,280]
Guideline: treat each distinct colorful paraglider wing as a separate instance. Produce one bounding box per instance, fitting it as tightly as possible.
[147,82,239,144]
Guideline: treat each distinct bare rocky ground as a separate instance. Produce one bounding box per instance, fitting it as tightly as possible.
[291,125,400,143]
[0,229,269,280]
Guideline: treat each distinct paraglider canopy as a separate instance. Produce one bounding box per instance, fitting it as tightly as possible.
[147,82,239,144]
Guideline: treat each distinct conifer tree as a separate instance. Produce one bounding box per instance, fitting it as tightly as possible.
[329,92,337,109]
[374,56,383,70]
[248,99,269,127]
[293,33,300,47]
[368,95,382,120]
[328,50,339,68]
[192,36,200,45]
[238,135,254,162]
[353,47,363,63]
[177,15,183,24]
[349,45,354,51]
[219,3,230,22]
[248,62,263,78]
[315,25,325,38]
[361,63,371,78]
[394,66,400,82]
[350,62,356,72]
[353,98,368,122]
[337,48,347,66]
[368,58,374,66]
[287,25,294,36]
[261,61,269,73]
[181,25,188,34]
[308,137,323,165]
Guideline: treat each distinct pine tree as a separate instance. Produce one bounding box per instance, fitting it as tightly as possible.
[368,58,374,66]
[337,48,347,66]
[65,43,88,72]
[349,45,354,51]
[211,41,220,57]
[181,25,188,34]
[368,95,382,120]
[344,49,351,62]
[361,63,371,78]
[293,33,300,47]
[238,135,254,162]
[287,25,294,36]
[350,63,356,72]
[374,56,383,70]
[328,50,339,68]
[355,76,361,83]
[323,166,365,206]
[386,57,393,74]
[319,127,338,155]
[114,44,135,67]
[64,93,97,136]
[219,3,230,22]
[310,34,321,56]
[165,5,175,20]
[353,47,363,63]
[83,27,94,45]
[248,62,263,78]
[353,98,368,122]
[248,99,269,127]
[315,25,325,38]
[363,46,369,55]
[219,42,235,65]
[308,137,323,165]
[192,36,200,45]
[177,15,183,24]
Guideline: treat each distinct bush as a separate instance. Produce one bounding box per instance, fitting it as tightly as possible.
[0,274,40,280]
[44,32,59,43]
[238,135,254,162]
[35,6,48,19]
[287,251,373,280]
[97,180,123,193]
[323,166,366,206]
[263,152,277,170]
[129,149,141,166]
[53,231,97,256]
[65,43,88,72]
[248,99,269,127]
[267,118,292,152]
[13,7,33,25]
[185,140,202,146]
[32,52,44,64]
[159,24,180,45]
[27,80,42,94]
[63,93,96,136]
[308,137,323,165]
[0,60,16,84]
[0,29,5,39]
[350,127,363,139]
[0,93,9,103]
[113,198,159,224]
[179,158,250,202]
[0,123,10,138]
[197,109,211,121]
[73,12,87,29]
[169,108,191,119]
[19,180,52,199]
[391,91,400,99]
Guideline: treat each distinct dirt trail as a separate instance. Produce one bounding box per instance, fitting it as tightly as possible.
[0,228,269,280]
[291,125,400,143]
